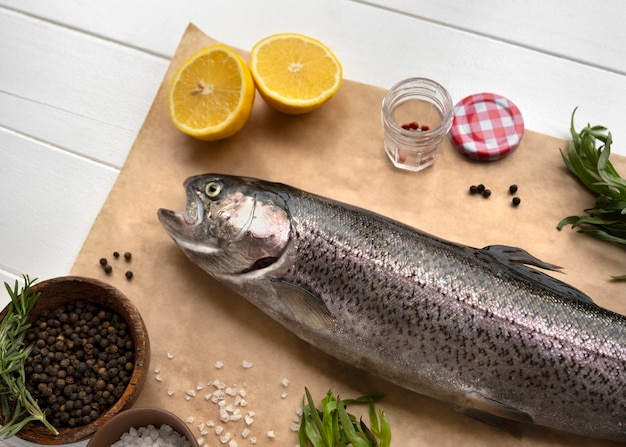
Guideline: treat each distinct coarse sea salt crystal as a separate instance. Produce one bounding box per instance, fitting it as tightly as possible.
[281,378,290,387]
[215,360,225,369]
[242,360,254,369]
[219,408,230,422]
[167,352,175,359]
[241,428,251,439]
[267,430,275,438]
[167,388,175,396]
[225,386,237,396]
[112,424,191,447]
[186,389,197,398]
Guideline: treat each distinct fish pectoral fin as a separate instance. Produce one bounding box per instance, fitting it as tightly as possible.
[458,391,533,437]
[480,245,595,305]
[270,280,335,331]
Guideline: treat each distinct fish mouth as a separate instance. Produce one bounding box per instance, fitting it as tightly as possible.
[158,192,204,228]
[183,192,204,226]
[157,193,219,254]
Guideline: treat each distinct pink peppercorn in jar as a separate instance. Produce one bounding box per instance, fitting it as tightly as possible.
[381,78,453,172]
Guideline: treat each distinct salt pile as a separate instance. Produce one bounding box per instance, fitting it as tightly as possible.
[112,424,191,447]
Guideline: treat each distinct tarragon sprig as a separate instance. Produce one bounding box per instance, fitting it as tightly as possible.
[557,108,626,279]
[299,388,391,447]
[0,275,58,438]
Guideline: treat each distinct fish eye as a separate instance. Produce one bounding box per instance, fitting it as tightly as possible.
[204,181,222,198]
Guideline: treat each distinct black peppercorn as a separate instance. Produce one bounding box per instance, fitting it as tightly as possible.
[25,300,135,430]
[482,189,491,198]
[469,185,478,194]
[476,184,485,193]
[113,251,120,258]
[104,265,112,274]
[124,252,132,261]
[125,271,133,280]
[512,197,521,207]
[99,258,108,266]
[509,184,518,194]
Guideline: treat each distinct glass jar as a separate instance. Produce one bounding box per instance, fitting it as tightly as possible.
[381,78,454,172]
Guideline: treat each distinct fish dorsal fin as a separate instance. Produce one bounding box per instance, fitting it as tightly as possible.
[480,245,595,305]
[270,279,335,331]
[458,390,533,437]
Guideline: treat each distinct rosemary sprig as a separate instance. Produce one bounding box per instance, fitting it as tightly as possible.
[557,108,626,280]
[0,275,58,438]
[299,388,391,447]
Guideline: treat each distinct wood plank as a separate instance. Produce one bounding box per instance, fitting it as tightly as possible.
[355,0,626,75]
[0,7,169,168]
[0,129,118,292]
[5,0,625,74]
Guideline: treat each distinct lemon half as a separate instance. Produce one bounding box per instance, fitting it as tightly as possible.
[250,33,342,114]
[168,44,256,140]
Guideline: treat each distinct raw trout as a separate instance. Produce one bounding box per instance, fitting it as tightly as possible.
[158,174,626,442]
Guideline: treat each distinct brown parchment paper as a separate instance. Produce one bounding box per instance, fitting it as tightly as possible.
[71,24,626,446]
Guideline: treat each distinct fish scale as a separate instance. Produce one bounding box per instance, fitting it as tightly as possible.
[158,174,626,442]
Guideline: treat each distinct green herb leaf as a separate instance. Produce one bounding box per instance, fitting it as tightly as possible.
[299,388,391,447]
[0,275,59,437]
[558,108,626,279]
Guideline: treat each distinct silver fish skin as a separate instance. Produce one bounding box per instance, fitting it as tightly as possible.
[158,174,626,442]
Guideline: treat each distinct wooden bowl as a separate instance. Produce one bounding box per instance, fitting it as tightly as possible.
[86,407,199,447]
[0,276,150,444]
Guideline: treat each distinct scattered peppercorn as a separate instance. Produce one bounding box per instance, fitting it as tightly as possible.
[482,189,492,198]
[113,251,120,258]
[469,185,478,195]
[512,197,521,207]
[99,258,108,266]
[509,184,518,194]
[104,265,112,274]
[124,252,132,261]
[125,271,133,280]
[476,184,485,193]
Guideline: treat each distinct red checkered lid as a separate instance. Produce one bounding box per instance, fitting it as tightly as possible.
[450,93,524,161]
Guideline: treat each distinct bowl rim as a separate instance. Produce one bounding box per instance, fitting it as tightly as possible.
[86,406,199,447]
[0,275,150,444]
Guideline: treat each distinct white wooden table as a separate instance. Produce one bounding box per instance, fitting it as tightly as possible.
[1,1,625,445]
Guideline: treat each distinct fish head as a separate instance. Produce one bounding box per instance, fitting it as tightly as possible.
[157,174,292,277]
